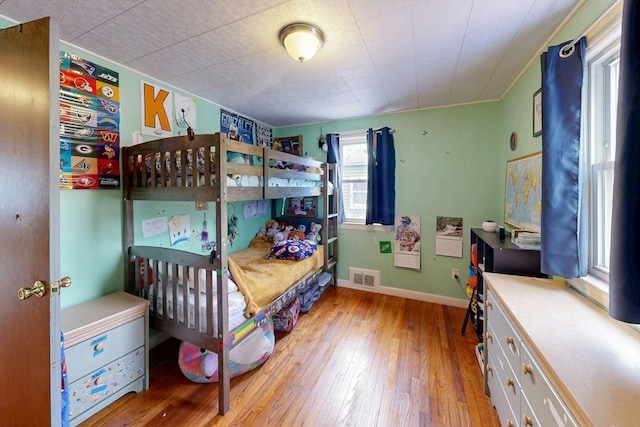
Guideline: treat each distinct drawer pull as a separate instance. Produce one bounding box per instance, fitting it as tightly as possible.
[505,336,514,346]
[486,332,493,343]
[94,376,105,386]
[94,343,105,352]
[486,301,493,310]
[486,365,493,374]
[507,420,515,427]
[523,415,533,426]
[506,377,515,390]
[523,363,533,376]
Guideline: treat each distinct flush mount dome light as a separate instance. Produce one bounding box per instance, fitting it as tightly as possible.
[279,23,325,62]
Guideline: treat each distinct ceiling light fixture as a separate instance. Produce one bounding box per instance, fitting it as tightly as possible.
[279,23,325,62]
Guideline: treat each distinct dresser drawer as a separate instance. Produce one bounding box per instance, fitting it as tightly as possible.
[494,336,521,422]
[520,344,578,427]
[65,317,145,383]
[68,347,145,420]
[487,352,520,427]
[520,393,541,427]
[486,291,521,373]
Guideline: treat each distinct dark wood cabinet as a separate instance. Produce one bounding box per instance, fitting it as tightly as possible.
[465,228,544,341]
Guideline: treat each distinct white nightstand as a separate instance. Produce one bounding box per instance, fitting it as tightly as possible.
[61,291,149,426]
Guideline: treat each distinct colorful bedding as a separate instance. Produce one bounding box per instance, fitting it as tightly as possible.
[228,239,324,316]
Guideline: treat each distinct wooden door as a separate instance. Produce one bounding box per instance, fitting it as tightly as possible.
[0,18,61,426]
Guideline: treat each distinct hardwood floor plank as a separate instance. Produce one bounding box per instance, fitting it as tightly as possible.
[79,287,499,427]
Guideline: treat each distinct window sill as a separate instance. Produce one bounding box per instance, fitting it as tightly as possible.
[338,222,393,232]
[566,275,609,311]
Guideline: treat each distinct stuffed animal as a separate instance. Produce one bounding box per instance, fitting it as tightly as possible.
[288,224,305,241]
[306,221,322,243]
[273,231,287,244]
[265,220,279,238]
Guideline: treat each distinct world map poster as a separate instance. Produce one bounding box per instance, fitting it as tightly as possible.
[59,51,120,189]
[504,152,542,232]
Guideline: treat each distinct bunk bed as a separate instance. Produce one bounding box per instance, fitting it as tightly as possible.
[122,132,338,415]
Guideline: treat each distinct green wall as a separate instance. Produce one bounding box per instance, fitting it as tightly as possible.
[276,0,617,300]
[279,102,503,299]
[1,0,616,307]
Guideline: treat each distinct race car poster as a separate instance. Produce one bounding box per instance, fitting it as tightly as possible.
[59,51,121,190]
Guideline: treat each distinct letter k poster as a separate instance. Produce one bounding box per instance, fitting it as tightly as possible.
[59,51,121,190]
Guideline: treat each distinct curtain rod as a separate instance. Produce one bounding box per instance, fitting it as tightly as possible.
[372,127,395,134]
[559,0,622,57]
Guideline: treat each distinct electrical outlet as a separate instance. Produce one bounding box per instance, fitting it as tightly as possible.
[452,268,459,279]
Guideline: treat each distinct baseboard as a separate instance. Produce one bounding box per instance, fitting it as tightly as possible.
[337,278,468,308]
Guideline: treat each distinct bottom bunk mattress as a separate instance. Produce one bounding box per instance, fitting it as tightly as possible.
[149,270,247,333]
[227,239,324,317]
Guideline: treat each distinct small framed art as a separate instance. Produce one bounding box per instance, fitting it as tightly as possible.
[533,88,542,137]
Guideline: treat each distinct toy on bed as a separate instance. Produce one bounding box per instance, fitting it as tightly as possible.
[178,318,275,383]
[288,224,305,241]
[306,221,322,243]
[265,219,280,238]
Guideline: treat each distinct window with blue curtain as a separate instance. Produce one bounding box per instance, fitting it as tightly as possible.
[332,129,396,226]
[365,127,396,226]
[542,0,640,324]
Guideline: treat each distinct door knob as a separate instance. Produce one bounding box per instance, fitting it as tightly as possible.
[51,276,72,295]
[52,276,72,288]
[18,281,46,300]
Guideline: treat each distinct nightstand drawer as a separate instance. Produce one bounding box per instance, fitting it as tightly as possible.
[65,317,145,383]
[68,347,145,420]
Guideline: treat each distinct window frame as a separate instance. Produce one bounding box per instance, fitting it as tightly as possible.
[567,1,622,309]
[339,130,368,225]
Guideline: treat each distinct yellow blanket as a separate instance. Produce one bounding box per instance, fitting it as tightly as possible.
[228,239,324,316]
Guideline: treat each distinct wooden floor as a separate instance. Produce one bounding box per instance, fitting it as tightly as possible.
[80,287,500,427]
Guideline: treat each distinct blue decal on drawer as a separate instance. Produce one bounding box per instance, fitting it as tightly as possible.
[91,335,107,346]
[91,368,106,381]
[91,384,107,394]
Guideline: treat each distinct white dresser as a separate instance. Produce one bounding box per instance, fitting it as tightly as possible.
[61,291,149,426]
[484,273,640,427]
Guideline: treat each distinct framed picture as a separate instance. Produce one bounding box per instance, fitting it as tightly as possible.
[273,135,303,156]
[533,88,542,137]
[281,140,293,152]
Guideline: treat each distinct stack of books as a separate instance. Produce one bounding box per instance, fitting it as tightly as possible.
[512,231,541,250]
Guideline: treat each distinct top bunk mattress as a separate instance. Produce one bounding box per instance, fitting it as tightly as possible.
[123,133,332,201]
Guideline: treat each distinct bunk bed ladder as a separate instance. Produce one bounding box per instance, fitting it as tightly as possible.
[323,163,339,286]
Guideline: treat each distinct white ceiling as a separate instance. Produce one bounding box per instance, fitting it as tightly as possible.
[0,0,581,127]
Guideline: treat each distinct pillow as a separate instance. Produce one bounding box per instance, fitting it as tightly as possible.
[268,240,316,261]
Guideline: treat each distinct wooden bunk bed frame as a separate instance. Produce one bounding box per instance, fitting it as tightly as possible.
[122,132,338,414]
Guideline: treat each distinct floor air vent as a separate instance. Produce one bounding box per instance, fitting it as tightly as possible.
[349,267,380,288]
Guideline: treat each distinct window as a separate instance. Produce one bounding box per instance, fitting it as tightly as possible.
[587,46,618,281]
[573,3,622,303]
[339,131,368,223]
